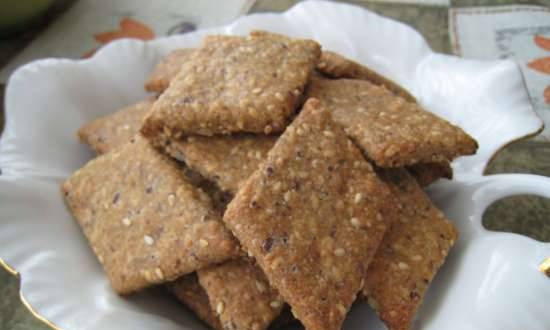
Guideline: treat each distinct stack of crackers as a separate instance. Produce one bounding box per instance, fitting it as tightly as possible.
[63,31,477,330]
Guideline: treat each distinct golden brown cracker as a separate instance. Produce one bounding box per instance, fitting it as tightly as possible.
[316,51,416,102]
[307,77,478,167]
[223,99,394,330]
[141,31,320,140]
[198,259,284,330]
[78,99,153,154]
[166,135,277,194]
[363,168,458,330]
[62,136,239,294]
[169,274,223,330]
[145,49,195,93]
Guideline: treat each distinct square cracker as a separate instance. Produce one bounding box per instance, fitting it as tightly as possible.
[363,168,458,330]
[141,31,321,140]
[166,134,277,195]
[198,258,284,330]
[306,77,478,167]
[145,49,195,93]
[316,51,416,102]
[62,136,239,294]
[78,99,153,154]
[169,274,223,330]
[223,99,394,330]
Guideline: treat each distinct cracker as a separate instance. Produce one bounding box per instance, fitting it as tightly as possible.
[363,168,458,330]
[198,258,284,330]
[78,99,153,154]
[316,51,416,102]
[306,77,478,167]
[407,161,453,187]
[223,99,394,330]
[141,31,321,140]
[166,135,277,194]
[62,136,239,294]
[145,49,195,93]
[169,274,223,330]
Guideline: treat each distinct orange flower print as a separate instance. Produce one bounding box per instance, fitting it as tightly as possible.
[528,57,550,75]
[83,18,155,58]
[527,35,550,104]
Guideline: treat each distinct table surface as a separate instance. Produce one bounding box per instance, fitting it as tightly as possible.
[1,0,549,329]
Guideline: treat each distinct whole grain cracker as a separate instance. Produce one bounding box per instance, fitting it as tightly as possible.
[223,99,394,330]
[169,274,223,330]
[145,49,195,93]
[316,51,416,102]
[306,77,478,167]
[78,99,153,154]
[407,161,453,187]
[62,136,239,294]
[363,168,458,330]
[166,134,277,194]
[198,258,284,330]
[141,31,320,140]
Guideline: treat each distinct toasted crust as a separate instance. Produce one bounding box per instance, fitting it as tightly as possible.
[169,274,223,330]
[317,51,416,102]
[407,161,453,187]
[78,99,153,154]
[363,168,458,330]
[141,31,321,140]
[62,136,239,294]
[306,77,478,167]
[223,99,394,330]
[198,259,284,330]
[145,49,195,93]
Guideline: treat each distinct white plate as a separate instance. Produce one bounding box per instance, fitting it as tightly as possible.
[1,1,549,330]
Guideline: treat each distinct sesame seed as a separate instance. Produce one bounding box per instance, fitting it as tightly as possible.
[264,125,273,134]
[284,190,292,202]
[293,88,301,96]
[398,262,409,270]
[273,182,282,191]
[252,87,263,94]
[199,239,209,247]
[359,278,365,289]
[122,124,130,130]
[376,213,383,221]
[255,281,266,293]
[412,255,423,261]
[323,130,335,137]
[216,301,224,314]
[270,300,281,308]
[296,128,305,136]
[389,310,398,317]
[98,255,104,264]
[144,235,154,246]
[350,217,360,228]
[334,248,345,257]
[354,193,363,204]
[121,217,131,226]
[167,193,175,206]
[267,104,275,110]
[155,268,164,280]
[275,92,284,100]
[336,304,346,315]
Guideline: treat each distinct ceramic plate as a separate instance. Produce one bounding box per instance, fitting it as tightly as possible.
[1,1,549,329]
